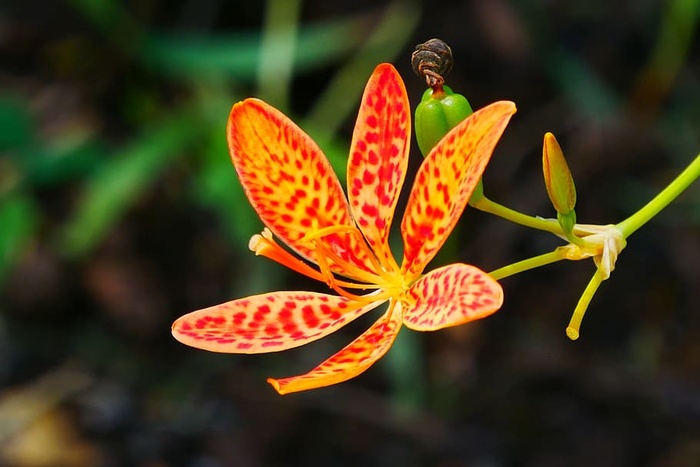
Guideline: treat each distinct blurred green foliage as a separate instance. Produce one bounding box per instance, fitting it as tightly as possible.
[0,0,421,265]
[0,0,427,421]
[4,0,697,288]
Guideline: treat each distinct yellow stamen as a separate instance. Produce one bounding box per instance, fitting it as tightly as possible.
[303,221,402,286]
[329,281,394,304]
[302,224,359,242]
[302,221,387,285]
[250,229,326,281]
[252,222,405,305]
[309,238,397,303]
[250,229,371,289]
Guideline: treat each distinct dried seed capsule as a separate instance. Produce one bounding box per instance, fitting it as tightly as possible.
[411,38,454,89]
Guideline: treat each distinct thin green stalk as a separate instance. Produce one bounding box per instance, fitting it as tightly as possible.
[472,196,563,235]
[563,230,585,247]
[566,268,606,340]
[616,155,700,238]
[489,250,565,281]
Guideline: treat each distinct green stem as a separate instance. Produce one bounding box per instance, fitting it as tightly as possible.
[566,268,606,340]
[563,230,586,247]
[489,250,565,281]
[616,155,700,238]
[472,196,563,235]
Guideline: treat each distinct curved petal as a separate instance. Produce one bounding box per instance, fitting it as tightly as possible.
[172,291,385,354]
[401,101,516,278]
[402,263,503,331]
[267,301,402,395]
[228,99,374,275]
[347,63,410,270]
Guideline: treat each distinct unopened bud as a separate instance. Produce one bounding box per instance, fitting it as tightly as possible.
[542,132,577,215]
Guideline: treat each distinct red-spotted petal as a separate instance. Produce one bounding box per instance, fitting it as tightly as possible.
[347,63,410,270]
[401,101,516,278]
[228,99,374,275]
[267,301,402,395]
[402,263,503,331]
[172,292,386,354]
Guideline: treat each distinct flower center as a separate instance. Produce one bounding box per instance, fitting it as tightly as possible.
[301,221,405,302]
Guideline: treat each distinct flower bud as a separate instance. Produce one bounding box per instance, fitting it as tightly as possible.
[542,132,577,215]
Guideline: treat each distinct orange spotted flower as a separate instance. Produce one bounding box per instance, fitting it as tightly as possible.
[172,63,516,395]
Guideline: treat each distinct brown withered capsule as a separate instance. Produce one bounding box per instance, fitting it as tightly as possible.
[411,38,454,89]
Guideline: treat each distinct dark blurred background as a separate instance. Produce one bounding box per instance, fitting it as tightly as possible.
[1,0,699,466]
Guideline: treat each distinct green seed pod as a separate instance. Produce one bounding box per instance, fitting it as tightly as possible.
[415,86,473,156]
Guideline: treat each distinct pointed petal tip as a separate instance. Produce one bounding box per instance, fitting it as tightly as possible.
[267,377,286,395]
[373,62,397,73]
[227,98,257,134]
[266,374,333,395]
[171,318,181,338]
[229,97,249,112]
[489,100,517,116]
[228,97,267,121]
[171,314,191,339]
[366,62,403,88]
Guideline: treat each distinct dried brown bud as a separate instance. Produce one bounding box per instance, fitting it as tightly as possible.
[411,38,454,89]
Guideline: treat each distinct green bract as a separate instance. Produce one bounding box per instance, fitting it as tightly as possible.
[557,211,577,236]
[414,86,473,156]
